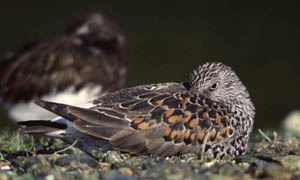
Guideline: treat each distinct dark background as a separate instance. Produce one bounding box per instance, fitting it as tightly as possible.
[0,1,299,131]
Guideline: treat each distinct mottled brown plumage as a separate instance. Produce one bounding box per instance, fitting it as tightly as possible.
[18,62,255,159]
[0,13,126,103]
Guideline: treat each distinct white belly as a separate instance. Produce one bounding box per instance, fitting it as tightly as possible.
[5,85,102,122]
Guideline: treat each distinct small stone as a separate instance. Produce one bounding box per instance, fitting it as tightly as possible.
[0,160,11,171]
[279,155,300,171]
[218,163,244,177]
[24,156,42,170]
[55,154,98,167]
[238,162,250,169]
[180,153,198,163]
[106,151,123,163]
[0,165,11,171]
[0,173,8,180]
[119,167,133,176]
[99,162,111,171]
[211,175,234,180]
[164,168,185,180]
[202,159,218,168]
[263,163,292,179]
[102,171,134,180]
[45,174,55,180]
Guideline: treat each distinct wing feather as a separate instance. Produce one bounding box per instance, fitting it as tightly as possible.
[67,106,129,128]
[92,83,185,105]
[73,120,121,139]
[18,120,67,134]
[31,83,234,157]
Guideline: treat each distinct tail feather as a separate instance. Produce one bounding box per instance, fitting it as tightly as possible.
[18,119,113,156]
[34,100,78,121]
[19,99,135,155]
[35,99,129,129]
[18,120,67,134]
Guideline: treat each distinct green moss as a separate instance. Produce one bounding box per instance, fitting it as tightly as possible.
[0,130,34,152]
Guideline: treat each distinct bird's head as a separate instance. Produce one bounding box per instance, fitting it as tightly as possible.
[189,62,253,111]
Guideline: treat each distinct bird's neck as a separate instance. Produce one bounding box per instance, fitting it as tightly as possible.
[227,97,255,135]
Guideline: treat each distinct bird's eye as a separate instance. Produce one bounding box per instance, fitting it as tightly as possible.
[210,83,218,90]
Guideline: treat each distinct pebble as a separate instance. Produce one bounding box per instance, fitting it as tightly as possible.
[279,155,300,171]
[119,167,133,176]
[263,163,292,179]
[106,151,123,163]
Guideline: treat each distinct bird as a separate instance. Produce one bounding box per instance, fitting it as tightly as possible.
[18,62,255,159]
[0,13,127,122]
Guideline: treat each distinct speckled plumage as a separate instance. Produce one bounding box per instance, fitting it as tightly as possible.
[19,62,255,159]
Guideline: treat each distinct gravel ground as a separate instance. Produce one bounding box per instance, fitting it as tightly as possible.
[1,130,300,180]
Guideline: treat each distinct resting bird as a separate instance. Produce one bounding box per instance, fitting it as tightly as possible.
[0,13,126,122]
[18,62,255,159]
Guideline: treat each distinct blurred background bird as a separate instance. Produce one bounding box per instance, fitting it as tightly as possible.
[0,13,127,122]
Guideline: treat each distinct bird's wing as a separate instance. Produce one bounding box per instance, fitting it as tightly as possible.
[91,82,183,105]
[31,85,234,156]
